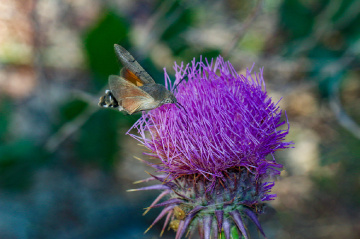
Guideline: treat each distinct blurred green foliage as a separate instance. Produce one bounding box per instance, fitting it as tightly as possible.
[280,0,360,98]
[280,0,315,40]
[0,100,10,142]
[59,99,88,123]
[76,110,121,170]
[161,2,196,55]
[0,139,46,190]
[157,1,221,61]
[316,126,360,205]
[84,10,130,87]
[279,0,360,229]
[0,100,47,190]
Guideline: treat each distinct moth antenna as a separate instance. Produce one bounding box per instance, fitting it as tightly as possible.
[176,102,190,127]
[176,102,188,114]
[173,74,188,92]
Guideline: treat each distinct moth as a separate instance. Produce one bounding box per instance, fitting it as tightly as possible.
[98,44,178,115]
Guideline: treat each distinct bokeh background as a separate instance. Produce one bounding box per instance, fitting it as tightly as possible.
[0,0,359,238]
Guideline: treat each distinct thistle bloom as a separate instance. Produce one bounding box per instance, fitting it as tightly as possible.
[127,56,292,238]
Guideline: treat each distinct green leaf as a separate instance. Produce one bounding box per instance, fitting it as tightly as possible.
[231,225,241,239]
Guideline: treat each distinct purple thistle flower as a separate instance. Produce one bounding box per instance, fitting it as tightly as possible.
[127,56,292,238]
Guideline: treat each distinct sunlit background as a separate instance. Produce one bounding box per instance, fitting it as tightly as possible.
[0,0,359,238]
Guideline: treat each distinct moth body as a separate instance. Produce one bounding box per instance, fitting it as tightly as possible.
[98,44,177,115]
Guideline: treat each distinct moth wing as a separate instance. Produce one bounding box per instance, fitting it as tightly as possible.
[108,75,152,99]
[121,97,148,115]
[120,68,143,87]
[114,44,155,85]
[108,75,154,114]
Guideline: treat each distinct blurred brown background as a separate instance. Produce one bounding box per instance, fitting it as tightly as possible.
[0,0,359,238]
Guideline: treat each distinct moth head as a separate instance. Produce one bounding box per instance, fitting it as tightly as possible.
[161,92,177,104]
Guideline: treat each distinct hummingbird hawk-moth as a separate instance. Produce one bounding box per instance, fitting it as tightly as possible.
[98,44,178,115]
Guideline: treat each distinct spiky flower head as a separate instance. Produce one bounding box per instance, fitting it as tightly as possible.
[127,56,292,238]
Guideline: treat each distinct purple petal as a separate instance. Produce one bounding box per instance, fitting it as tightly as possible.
[222,219,231,239]
[151,198,183,208]
[175,220,185,239]
[215,210,224,232]
[133,156,164,170]
[229,210,248,239]
[145,205,175,234]
[143,190,170,215]
[127,184,169,192]
[244,208,266,237]
[176,206,204,239]
[173,190,195,202]
[146,172,177,189]
[213,220,219,239]
[198,217,204,239]
[203,215,213,239]
[160,211,172,237]
[186,217,198,239]
[132,176,157,184]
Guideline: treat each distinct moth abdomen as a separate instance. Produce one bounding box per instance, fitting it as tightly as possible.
[98,90,119,108]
